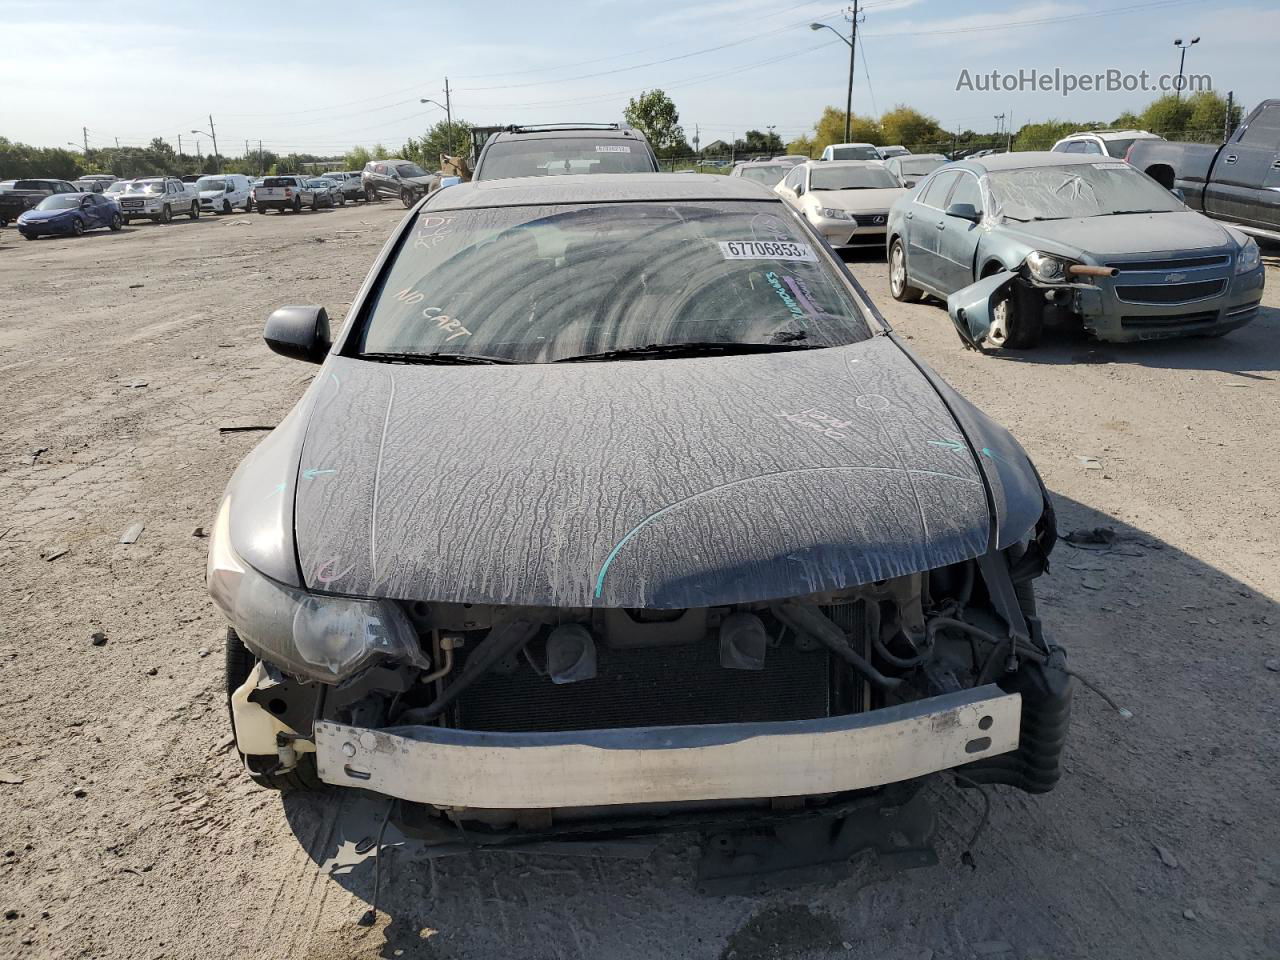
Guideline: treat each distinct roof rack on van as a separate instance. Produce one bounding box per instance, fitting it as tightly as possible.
[506,123,624,133]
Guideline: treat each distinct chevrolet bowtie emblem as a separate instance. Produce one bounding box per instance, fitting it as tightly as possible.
[1164,272,1187,283]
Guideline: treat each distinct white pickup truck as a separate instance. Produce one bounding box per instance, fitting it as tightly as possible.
[116,177,200,224]
[253,175,317,214]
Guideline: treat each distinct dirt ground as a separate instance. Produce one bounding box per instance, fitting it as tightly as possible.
[1,202,1277,960]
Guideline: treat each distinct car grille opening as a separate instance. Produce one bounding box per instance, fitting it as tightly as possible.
[1120,311,1218,329]
[454,604,867,733]
[1115,279,1226,304]
[1106,255,1230,271]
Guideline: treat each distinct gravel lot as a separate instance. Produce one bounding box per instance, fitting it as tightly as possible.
[1,203,1277,960]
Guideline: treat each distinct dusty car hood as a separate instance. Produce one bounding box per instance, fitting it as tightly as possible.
[811,187,907,213]
[282,337,998,609]
[999,210,1233,258]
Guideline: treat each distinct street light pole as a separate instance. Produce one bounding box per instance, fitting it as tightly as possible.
[421,82,455,157]
[810,2,862,144]
[1173,37,1199,101]
[191,117,219,170]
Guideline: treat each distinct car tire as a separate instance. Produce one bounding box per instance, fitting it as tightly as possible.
[337,193,345,206]
[0,218,9,227]
[366,185,378,202]
[292,197,302,213]
[109,213,122,231]
[985,285,1043,350]
[23,233,36,241]
[160,204,172,224]
[889,238,923,303]
[71,218,85,236]
[311,197,319,211]
[222,200,232,214]
[189,202,200,220]
[224,628,324,793]
[400,189,414,208]
[244,197,254,213]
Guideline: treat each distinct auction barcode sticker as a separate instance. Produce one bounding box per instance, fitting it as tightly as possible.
[595,145,632,153]
[719,240,817,262]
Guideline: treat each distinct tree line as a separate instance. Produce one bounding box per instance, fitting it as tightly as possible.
[1,89,1245,181]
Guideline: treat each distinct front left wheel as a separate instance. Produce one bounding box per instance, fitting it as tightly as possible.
[71,218,85,236]
[109,213,122,231]
[188,202,200,220]
[224,628,323,792]
[889,238,923,303]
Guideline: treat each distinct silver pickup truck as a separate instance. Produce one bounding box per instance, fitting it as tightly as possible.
[117,178,200,224]
[253,175,317,214]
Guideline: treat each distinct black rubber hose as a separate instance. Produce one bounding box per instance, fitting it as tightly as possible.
[771,602,903,690]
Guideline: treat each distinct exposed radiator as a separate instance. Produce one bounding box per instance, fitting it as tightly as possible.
[456,630,836,733]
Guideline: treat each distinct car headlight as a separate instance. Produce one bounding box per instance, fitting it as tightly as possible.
[818,207,854,221]
[1234,237,1260,275]
[1025,250,1073,283]
[207,498,428,684]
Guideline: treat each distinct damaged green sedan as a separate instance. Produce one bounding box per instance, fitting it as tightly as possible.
[886,152,1265,349]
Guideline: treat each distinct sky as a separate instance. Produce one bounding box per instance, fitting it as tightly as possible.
[2,0,1274,156]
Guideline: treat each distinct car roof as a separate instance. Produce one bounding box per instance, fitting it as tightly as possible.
[800,159,884,169]
[424,173,778,210]
[955,151,1114,173]
[1061,129,1157,140]
[827,142,875,148]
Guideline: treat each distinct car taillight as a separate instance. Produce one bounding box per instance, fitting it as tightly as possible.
[284,189,293,197]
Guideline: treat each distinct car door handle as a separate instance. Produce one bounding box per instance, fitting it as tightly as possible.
[1224,154,1238,164]
[905,211,913,220]
[935,221,946,230]
[1272,157,1280,169]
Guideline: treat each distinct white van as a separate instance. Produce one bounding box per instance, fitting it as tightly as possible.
[819,142,880,161]
[195,173,254,214]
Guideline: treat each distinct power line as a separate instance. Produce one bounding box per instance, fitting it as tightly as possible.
[860,0,1195,38]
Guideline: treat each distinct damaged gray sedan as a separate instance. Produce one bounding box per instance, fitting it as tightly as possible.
[887,152,1265,349]
[209,174,1070,888]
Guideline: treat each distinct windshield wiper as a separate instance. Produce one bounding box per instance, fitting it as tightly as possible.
[1102,209,1169,216]
[361,351,515,365]
[555,341,820,363]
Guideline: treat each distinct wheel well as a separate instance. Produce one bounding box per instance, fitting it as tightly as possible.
[979,259,1009,279]
[1144,164,1175,190]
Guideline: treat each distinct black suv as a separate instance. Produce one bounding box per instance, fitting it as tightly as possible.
[472,124,660,181]
[361,159,439,207]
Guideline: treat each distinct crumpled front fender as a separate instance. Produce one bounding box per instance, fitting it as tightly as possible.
[947,270,1017,351]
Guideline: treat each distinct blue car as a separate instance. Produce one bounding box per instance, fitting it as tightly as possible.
[17,192,123,240]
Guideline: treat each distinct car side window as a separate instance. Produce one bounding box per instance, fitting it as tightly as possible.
[918,171,960,209]
[1238,105,1280,149]
[1081,140,1104,154]
[947,173,982,213]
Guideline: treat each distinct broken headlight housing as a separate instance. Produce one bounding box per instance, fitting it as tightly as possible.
[206,498,427,684]
[1234,237,1260,275]
[1025,250,1073,283]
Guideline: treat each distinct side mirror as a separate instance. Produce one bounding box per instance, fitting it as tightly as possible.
[1170,187,1185,203]
[263,305,331,364]
[945,202,982,223]
[795,184,805,196]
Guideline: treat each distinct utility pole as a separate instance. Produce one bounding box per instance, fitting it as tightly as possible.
[82,126,89,154]
[1006,111,1014,152]
[1223,90,1235,141]
[443,77,453,150]
[1173,37,1199,101]
[178,134,183,158]
[209,115,219,170]
[809,3,862,144]
[693,123,700,155]
[258,140,263,175]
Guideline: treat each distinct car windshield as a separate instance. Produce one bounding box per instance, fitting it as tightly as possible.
[357,201,873,364]
[477,138,654,179]
[396,163,428,178]
[126,181,163,193]
[262,177,294,187]
[36,195,82,210]
[14,180,53,190]
[899,157,947,175]
[196,178,227,191]
[987,162,1184,221]
[106,182,128,193]
[738,165,787,185]
[827,146,879,160]
[810,166,900,190]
